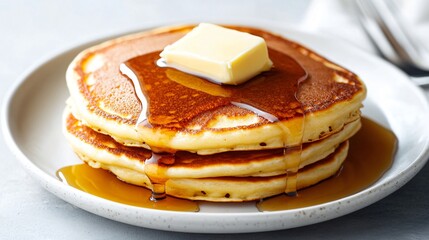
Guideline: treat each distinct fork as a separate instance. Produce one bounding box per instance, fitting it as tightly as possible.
[356,0,429,87]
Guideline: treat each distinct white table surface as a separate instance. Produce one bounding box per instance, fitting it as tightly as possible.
[1,0,429,239]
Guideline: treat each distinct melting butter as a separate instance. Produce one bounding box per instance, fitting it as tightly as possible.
[159,23,272,85]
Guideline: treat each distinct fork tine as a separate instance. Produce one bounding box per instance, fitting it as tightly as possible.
[356,0,400,63]
[362,0,429,71]
[356,0,429,87]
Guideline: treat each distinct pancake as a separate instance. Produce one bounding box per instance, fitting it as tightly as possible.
[63,110,349,202]
[66,25,366,154]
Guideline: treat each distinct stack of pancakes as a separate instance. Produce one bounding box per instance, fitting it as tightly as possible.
[64,25,366,202]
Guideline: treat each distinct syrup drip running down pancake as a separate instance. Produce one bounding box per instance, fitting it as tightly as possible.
[64,24,366,202]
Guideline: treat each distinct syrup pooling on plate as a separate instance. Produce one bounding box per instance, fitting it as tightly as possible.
[56,164,199,211]
[120,48,309,200]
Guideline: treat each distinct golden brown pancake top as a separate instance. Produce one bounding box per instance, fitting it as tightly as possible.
[123,49,306,128]
[73,25,365,130]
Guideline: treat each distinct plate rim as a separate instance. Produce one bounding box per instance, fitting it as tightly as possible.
[2,24,429,233]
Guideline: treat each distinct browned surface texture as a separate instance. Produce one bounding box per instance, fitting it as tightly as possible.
[123,49,305,128]
[73,25,365,130]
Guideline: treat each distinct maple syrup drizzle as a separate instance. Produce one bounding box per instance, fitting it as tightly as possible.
[58,117,397,211]
[284,147,301,196]
[144,152,175,201]
[285,77,307,196]
[120,48,308,200]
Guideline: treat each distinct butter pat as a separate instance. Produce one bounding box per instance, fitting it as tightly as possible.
[160,23,273,85]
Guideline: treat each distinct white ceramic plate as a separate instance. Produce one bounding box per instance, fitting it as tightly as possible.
[3,26,429,233]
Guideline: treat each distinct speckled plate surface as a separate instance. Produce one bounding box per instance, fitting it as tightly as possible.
[3,25,429,233]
